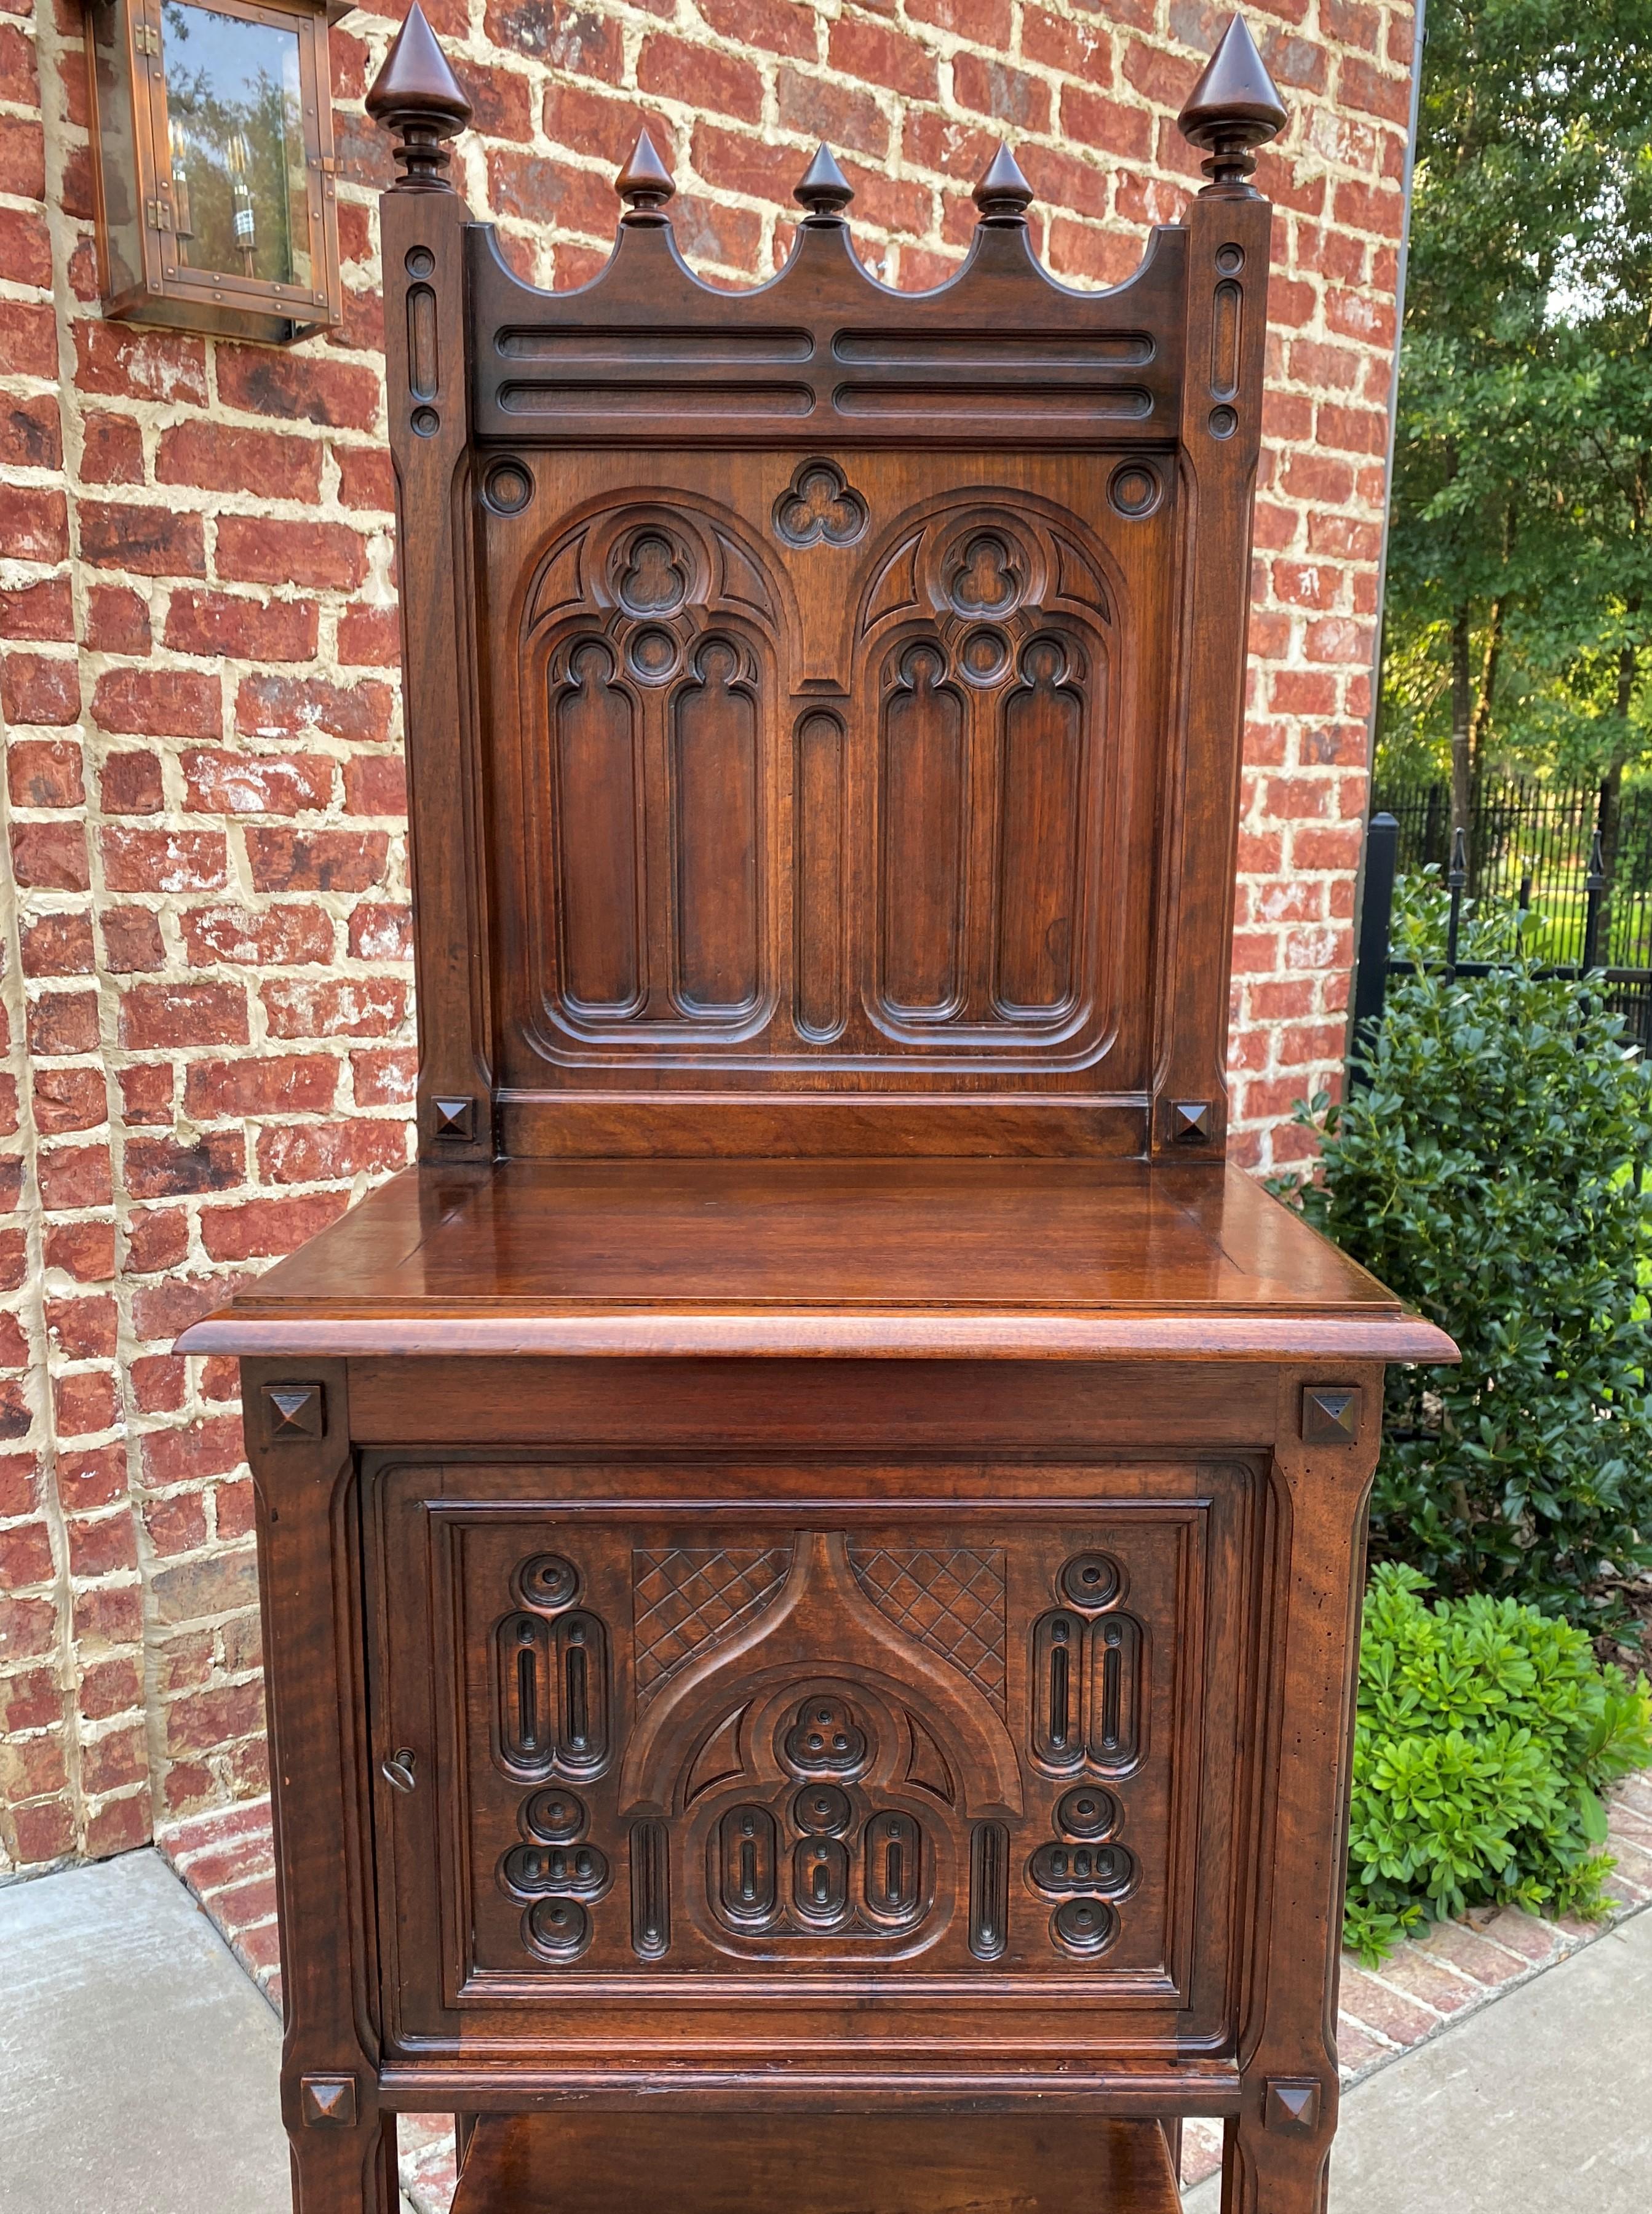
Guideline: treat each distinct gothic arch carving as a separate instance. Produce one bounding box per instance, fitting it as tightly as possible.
[517,496,797,1051]
[619,1532,1023,1820]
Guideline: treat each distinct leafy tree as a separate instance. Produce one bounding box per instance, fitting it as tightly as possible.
[1378,1,1652,824]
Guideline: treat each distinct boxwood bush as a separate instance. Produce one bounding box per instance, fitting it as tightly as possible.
[1344,1564,1651,1961]
[1294,880,1652,1625]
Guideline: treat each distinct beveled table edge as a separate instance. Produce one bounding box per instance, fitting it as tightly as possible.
[175,1306,1459,1363]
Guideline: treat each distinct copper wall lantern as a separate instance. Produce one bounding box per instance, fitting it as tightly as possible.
[84,0,348,344]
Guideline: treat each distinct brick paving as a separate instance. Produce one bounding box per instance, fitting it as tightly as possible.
[154,1767,1652,2205]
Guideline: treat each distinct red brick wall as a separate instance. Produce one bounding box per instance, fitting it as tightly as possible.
[0,0,1414,1872]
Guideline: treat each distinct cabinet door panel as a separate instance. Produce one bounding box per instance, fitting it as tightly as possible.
[365,1457,1257,2072]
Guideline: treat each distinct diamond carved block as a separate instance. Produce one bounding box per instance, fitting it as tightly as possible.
[1170,1099,1212,1144]
[1300,1385,1362,1446]
[432,1094,475,1141]
[263,1382,325,1441]
[300,2074,358,2127]
[1264,2079,1322,2135]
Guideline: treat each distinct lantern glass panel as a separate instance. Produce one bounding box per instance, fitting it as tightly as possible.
[90,0,146,298]
[158,0,311,290]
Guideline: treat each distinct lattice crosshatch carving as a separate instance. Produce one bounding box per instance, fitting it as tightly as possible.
[633,1546,792,1699]
[848,1545,1007,1711]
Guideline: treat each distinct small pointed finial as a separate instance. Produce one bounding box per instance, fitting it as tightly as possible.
[794,144,854,223]
[616,131,675,225]
[972,143,1034,226]
[365,2,472,193]
[1177,15,1287,192]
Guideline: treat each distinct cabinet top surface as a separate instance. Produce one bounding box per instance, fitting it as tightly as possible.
[177,1159,1456,1364]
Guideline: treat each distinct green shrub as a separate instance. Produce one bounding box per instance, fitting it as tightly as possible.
[1293,883,1652,1623]
[1344,1564,1652,1962]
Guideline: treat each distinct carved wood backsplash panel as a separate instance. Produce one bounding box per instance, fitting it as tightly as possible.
[366,1460,1259,2061]
[485,455,1164,1112]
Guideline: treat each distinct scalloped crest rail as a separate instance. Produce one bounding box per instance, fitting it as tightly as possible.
[178,12,1456,2214]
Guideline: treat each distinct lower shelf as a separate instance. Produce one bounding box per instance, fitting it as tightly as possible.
[450,2111,1181,2214]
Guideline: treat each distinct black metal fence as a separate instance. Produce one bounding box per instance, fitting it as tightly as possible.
[1372,776,1652,971]
[1352,806,1652,1067]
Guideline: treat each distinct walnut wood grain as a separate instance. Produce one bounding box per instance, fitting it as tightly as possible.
[449,2112,1180,2214]
[176,1159,1455,1364]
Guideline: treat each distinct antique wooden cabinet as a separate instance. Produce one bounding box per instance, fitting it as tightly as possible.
[178,12,1456,2212]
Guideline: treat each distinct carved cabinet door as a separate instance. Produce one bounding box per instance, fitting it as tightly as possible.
[363,1455,1261,2077]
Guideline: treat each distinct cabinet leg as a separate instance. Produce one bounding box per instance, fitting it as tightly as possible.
[1220,2080,1336,2214]
[285,2102,397,2214]
[456,2112,480,2170]
[1163,2119,1183,2186]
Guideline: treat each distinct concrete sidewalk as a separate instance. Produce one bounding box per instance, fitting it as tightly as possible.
[0,1850,288,2214]
[2,1849,1648,2213]
[1185,1900,1652,2213]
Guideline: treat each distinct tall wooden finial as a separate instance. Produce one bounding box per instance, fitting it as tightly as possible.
[794,145,854,224]
[365,2,472,192]
[972,143,1034,226]
[616,131,676,226]
[1177,15,1287,192]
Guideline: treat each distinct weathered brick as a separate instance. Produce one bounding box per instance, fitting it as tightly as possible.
[38,1143,114,1211]
[125,1133,247,1200]
[350,1047,416,1108]
[182,749,336,816]
[84,584,151,654]
[91,667,221,739]
[156,421,323,503]
[199,1190,352,1261]
[78,410,145,486]
[244,828,389,893]
[181,899,335,968]
[101,907,166,974]
[184,1053,338,1120]
[234,673,393,747]
[256,1118,411,1185]
[120,982,249,1051]
[79,501,207,577]
[11,820,89,890]
[7,735,84,806]
[73,321,208,405]
[33,1065,108,1136]
[261,976,408,1038]
[163,589,319,662]
[2,654,79,727]
[1,485,69,565]
[101,828,229,894]
[42,1219,116,1281]
[124,1208,189,1275]
[28,989,100,1058]
[148,1548,260,1627]
[777,66,889,159]
[215,515,367,590]
[0,575,74,642]
[215,345,381,431]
